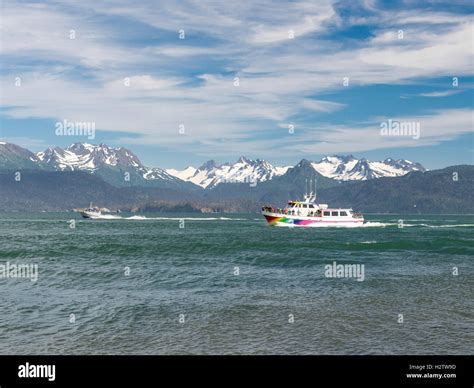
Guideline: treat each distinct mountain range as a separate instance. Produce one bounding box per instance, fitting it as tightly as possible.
[0,141,425,189]
[1,141,472,214]
[166,155,425,188]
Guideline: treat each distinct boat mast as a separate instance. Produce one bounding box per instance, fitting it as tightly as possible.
[314,178,317,201]
[304,178,317,203]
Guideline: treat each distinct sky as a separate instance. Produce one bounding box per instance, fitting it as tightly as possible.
[0,0,473,169]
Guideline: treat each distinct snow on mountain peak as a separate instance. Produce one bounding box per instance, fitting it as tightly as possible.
[34,142,181,185]
[36,143,144,172]
[167,157,289,188]
[310,155,425,180]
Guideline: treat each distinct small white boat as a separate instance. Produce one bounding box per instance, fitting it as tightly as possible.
[80,203,102,219]
[261,183,364,228]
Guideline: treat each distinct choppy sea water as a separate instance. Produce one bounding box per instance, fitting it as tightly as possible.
[0,212,473,355]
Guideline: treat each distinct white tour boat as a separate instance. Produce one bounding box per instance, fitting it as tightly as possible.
[261,184,364,227]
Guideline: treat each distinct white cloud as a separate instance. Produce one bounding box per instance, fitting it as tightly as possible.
[418,90,463,97]
[359,23,473,75]
[0,0,473,160]
[277,109,474,154]
[302,99,345,112]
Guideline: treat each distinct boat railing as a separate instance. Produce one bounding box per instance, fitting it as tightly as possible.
[262,206,285,214]
[262,206,323,217]
[262,206,292,215]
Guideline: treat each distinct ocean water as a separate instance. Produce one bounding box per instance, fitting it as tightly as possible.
[0,212,473,355]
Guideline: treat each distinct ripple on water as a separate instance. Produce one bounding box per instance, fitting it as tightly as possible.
[0,212,473,354]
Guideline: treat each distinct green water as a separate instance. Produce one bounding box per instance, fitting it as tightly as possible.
[0,212,473,354]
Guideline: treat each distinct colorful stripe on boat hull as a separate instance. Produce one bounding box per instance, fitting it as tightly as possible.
[263,214,363,227]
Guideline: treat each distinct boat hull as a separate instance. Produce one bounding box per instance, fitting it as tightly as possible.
[80,211,102,219]
[263,213,364,228]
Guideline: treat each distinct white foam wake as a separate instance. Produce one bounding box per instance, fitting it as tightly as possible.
[425,224,474,228]
[396,223,474,228]
[87,215,246,221]
[359,222,395,227]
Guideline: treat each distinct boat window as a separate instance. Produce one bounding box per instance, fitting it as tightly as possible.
[331,211,338,217]
[309,205,314,208]
[303,204,308,208]
[340,211,348,216]
[323,211,330,217]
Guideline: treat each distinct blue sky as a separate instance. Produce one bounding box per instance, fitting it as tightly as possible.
[0,0,473,169]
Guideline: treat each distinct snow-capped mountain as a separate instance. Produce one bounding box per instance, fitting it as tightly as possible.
[1,141,426,189]
[310,155,425,180]
[167,154,425,187]
[37,143,144,172]
[36,143,189,188]
[167,157,291,189]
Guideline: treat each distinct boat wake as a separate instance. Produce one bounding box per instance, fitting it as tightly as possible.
[126,215,246,221]
[414,223,474,228]
[362,222,474,228]
[359,222,394,227]
[85,214,246,221]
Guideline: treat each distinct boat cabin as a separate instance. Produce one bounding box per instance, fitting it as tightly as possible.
[284,202,353,218]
